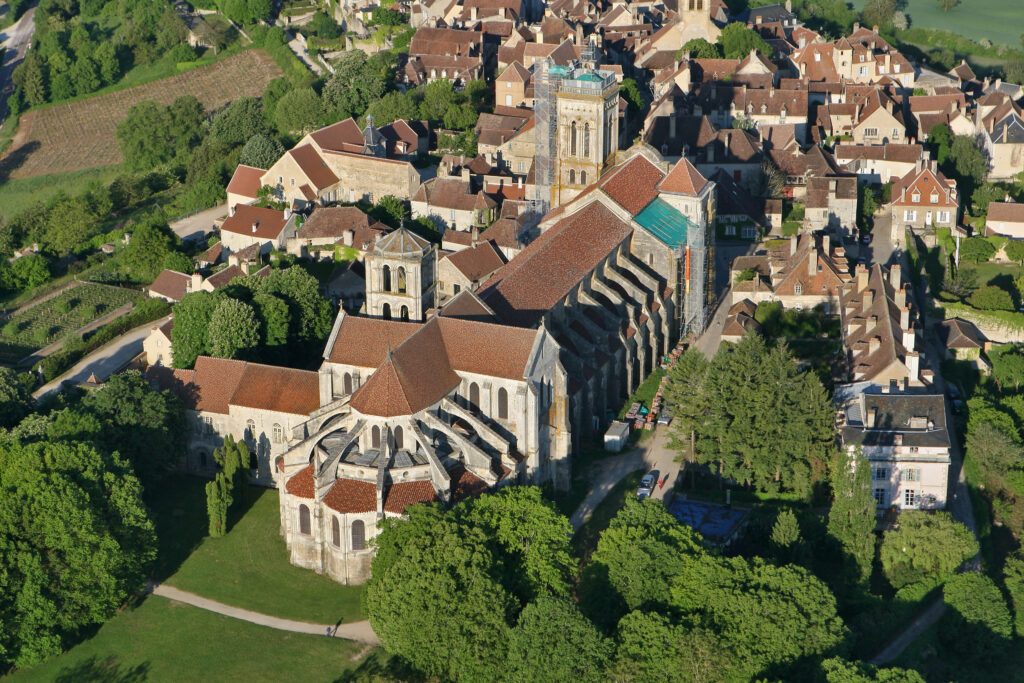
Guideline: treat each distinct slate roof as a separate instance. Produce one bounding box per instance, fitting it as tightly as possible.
[843,392,950,450]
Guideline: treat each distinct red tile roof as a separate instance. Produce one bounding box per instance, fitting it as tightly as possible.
[149,270,191,301]
[230,364,320,415]
[189,357,249,414]
[226,164,265,200]
[310,118,365,153]
[384,480,437,514]
[599,155,665,215]
[987,201,1024,224]
[450,465,489,501]
[289,144,339,191]
[324,478,377,513]
[221,205,288,240]
[325,315,421,367]
[442,240,506,282]
[286,464,315,498]
[658,158,708,195]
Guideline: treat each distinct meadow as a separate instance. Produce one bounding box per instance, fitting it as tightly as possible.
[848,0,1023,49]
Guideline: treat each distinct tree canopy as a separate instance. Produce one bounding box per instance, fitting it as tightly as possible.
[505,596,611,683]
[827,450,877,584]
[879,512,977,590]
[718,22,774,59]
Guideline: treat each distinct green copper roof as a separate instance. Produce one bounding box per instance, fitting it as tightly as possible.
[633,198,693,248]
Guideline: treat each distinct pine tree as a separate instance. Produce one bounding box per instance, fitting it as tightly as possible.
[771,509,801,550]
[827,448,877,584]
[206,473,230,537]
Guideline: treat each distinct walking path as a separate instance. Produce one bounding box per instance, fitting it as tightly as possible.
[151,584,379,645]
[169,203,226,243]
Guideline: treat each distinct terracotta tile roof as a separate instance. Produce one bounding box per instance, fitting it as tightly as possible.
[599,155,665,215]
[658,158,708,195]
[286,464,315,498]
[438,289,496,322]
[289,144,339,191]
[833,143,923,164]
[149,270,192,301]
[498,61,531,83]
[891,167,958,209]
[310,118,365,153]
[442,240,506,281]
[226,164,265,200]
[324,315,420,367]
[230,363,320,415]
[187,357,249,414]
[410,27,482,57]
[324,478,377,513]
[221,205,288,240]
[204,264,247,290]
[412,177,497,211]
[987,201,1024,224]
[197,241,223,265]
[450,465,489,501]
[480,200,634,327]
[384,480,437,514]
[297,206,384,243]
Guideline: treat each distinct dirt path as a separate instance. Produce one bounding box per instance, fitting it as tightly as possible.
[869,597,945,665]
[150,583,380,646]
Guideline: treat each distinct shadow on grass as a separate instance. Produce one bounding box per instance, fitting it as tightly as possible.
[54,656,150,683]
[146,475,209,583]
[333,650,426,683]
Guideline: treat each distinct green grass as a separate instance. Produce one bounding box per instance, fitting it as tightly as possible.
[849,0,1024,49]
[7,596,370,682]
[572,471,644,558]
[617,368,666,420]
[0,166,123,221]
[163,482,366,625]
[0,284,141,349]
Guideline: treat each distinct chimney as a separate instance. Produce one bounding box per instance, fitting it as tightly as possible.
[899,306,910,330]
[470,5,477,20]
[343,229,354,246]
[903,326,915,352]
[251,221,259,234]
[670,115,677,139]
[229,204,236,218]
[190,272,203,292]
[894,433,903,446]
[869,337,880,355]
[889,263,902,288]
[808,250,817,277]
[790,234,798,255]
[863,289,874,311]
[471,226,479,247]
[906,351,920,382]
[867,406,877,428]
[853,22,860,32]
[823,234,830,255]
[872,24,879,33]
[462,166,472,181]
[575,23,584,46]
[895,286,906,308]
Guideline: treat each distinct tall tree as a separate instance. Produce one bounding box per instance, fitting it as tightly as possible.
[1003,550,1024,637]
[210,97,270,146]
[717,22,773,59]
[611,611,726,683]
[208,298,260,359]
[665,349,710,478]
[879,511,977,589]
[827,449,877,584]
[273,87,325,135]
[261,266,334,347]
[940,572,1013,660]
[322,51,387,120]
[238,133,284,169]
[0,367,33,429]
[505,596,611,683]
[172,291,222,368]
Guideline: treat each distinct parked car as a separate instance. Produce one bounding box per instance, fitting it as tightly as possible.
[860,232,872,245]
[637,470,660,499]
[657,411,672,426]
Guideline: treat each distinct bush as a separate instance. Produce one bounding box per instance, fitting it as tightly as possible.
[940,573,1014,661]
[880,511,977,590]
[968,285,1015,311]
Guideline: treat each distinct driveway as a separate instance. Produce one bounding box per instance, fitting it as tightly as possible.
[0,4,36,120]
[170,203,226,244]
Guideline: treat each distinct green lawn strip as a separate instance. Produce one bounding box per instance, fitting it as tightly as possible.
[0,166,123,221]
[572,470,644,558]
[7,596,367,683]
[163,483,366,624]
[617,367,666,420]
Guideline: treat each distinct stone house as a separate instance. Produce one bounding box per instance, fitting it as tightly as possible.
[144,318,174,367]
[226,164,265,209]
[730,232,852,310]
[285,206,388,258]
[979,107,1024,181]
[148,270,199,303]
[219,205,292,255]
[805,175,858,232]
[833,143,925,185]
[888,164,959,244]
[985,201,1024,239]
[411,177,499,232]
[721,298,762,343]
[496,61,532,108]
[938,318,985,362]
[437,239,507,304]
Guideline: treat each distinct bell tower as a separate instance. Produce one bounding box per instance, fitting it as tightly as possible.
[365,227,437,322]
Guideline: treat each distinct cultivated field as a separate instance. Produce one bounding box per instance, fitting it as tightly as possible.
[0,283,141,349]
[849,0,1022,48]
[0,50,282,179]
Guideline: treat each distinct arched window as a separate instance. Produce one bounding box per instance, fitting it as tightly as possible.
[299,504,311,535]
[246,418,256,442]
[394,425,404,450]
[272,423,283,444]
[469,382,480,410]
[570,121,577,156]
[580,170,587,185]
[343,372,353,395]
[569,169,576,184]
[371,425,381,449]
[382,303,391,320]
[396,267,407,293]
[351,520,366,550]
[400,305,409,321]
[382,265,392,292]
[199,451,209,468]
[498,387,509,419]
[583,122,590,157]
[331,517,341,547]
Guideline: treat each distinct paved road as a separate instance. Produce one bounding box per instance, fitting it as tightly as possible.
[32,315,169,399]
[169,204,226,244]
[0,4,36,121]
[151,584,379,645]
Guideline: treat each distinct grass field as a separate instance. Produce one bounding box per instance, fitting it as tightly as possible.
[849,0,1022,48]
[0,50,282,180]
[7,596,370,682]
[0,166,123,221]
[159,479,366,625]
[0,283,141,349]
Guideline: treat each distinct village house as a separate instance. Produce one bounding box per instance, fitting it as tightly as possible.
[938,318,986,364]
[985,200,1024,239]
[804,175,858,233]
[436,239,507,304]
[720,298,762,343]
[219,204,292,255]
[226,164,266,209]
[144,318,174,367]
[411,177,499,232]
[888,163,959,245]
[496,61,533,108]
[285,206,388,259]
[833,142,925,184]
[404,26,490,86]
[730,231,852,310]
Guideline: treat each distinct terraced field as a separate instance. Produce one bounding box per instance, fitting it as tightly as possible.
[0,283,141,349]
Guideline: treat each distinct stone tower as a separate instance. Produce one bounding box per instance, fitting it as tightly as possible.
[365,227,437,322]
[552,50,620,206]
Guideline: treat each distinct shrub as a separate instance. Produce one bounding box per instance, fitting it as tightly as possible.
[880,511,977,589]
[940,573,1014,661]
[968,285,1015,311]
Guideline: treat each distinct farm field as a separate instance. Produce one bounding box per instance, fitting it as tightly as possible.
[848,0,1022,48]
[0,50,282,180]
[0,283,141,351]
[0,166,123,221]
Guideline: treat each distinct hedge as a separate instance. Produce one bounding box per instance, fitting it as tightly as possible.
[34,298,170,382]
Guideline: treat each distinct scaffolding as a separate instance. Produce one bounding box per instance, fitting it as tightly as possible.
[531,59,559,215]
[683,217,709,337]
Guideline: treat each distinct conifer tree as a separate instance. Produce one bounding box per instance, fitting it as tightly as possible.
[827,449,877,584]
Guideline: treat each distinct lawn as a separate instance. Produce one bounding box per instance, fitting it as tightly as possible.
[0,283,141,349]
[848,0,1023,48]
[572,470,644,558]
[616,367,666,420]
[7,596,370,683]
[161,480,367,625]
[0,166,123,221]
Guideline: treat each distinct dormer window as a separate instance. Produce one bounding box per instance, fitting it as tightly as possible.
[814,53,821,62]
[912,192,921,203]
[930,192,939,203]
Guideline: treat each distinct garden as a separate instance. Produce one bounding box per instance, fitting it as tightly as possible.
[0,283,142,351]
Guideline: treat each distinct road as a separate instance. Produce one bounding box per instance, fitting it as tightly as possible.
[0,4,36,121]
[32,315,169,399]
[169,203,226,244]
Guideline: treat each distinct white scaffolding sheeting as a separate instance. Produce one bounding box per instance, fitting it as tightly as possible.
[531,59,558,214]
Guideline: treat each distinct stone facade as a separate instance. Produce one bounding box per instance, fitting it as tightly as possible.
[364,228,438,322]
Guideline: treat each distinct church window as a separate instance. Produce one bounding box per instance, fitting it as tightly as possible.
[382,265,392,292]
[570,121,577,156]
[299,505,311,535]
[498,388,509,419]
[394,425,404,449]
[246,418,256,443]
[343,373,353,395]
[331,517,341,547]
[580,170,587,185]
[272,423,284,444]
[470,382,480,410]
[351,520,366,550]
[583,123,590,157]
[199,451,209,468]
[400,305,409,321]
[382,303,392,320]
[397,267,407,293]
[569,169,576,184]
[371,425,381,449]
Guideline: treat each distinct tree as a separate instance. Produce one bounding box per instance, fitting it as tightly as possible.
[581,498,703,626]
[211,97,270,146]
[369,7,406,25]
[1003,550,1024,636]
[117,97,205,171]
[443,102,479,131]
[15,51,48,106]
[940,572,1013,660]
[680,37,722,58]
[862,0,897,28]
[665,349,711,480]
[261,266,334,346]
[821,657,925,682]
[968,284,1014,311]
[365,91,419,125]
[43,196,98,255]
[0,440,156,668]
[70,56,101,96]
[305,10,341,38]
[928,123,953,166]
[239,133,284,169]
[827,451,878,584]
[949,135,988,195]
[206,469,231,537]
[989,345,1024,391]
[619,78,644,114]
[208,298,259,359]
[718,22,773,59]
[8,253,50,289]
[0,367,33,428]
[94,41,121,84]
[770,508,801,552]
[205,436,249,536]
[879,511,977,589]
[221,0,272,24]
[611,611,725,683]
[1006,240,1024,265]
[273,88,325,135]
[941,266,978,299]
[366,507,515,682]
[323,50,388,120]
[252,291,291,354]
[120,212,181,282]
[505,596,610,683]
[958,236,996,263]
[937,0,960,11]
[373,195,409,227]
[172,291,222,368]
[420,79,458,123]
